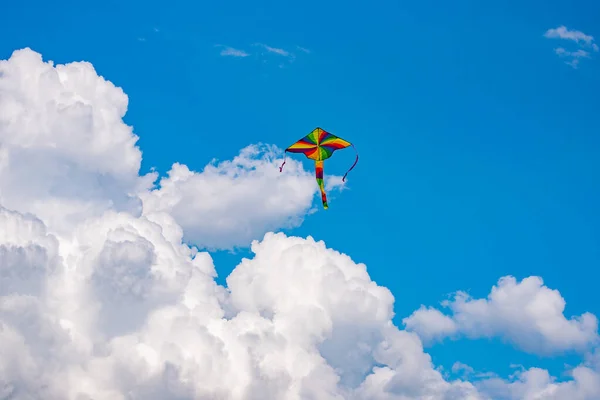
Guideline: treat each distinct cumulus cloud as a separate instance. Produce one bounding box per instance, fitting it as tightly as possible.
[140,145,345,250]
[0,47,338,251]
[476,363,600,400]
[1,47,600,400]
[0,48,155,235]
[403,306,459,343]
[404,276,599,355]
[544,25,598,68]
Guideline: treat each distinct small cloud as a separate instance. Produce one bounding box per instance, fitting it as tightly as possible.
[452,362,475,376]
[571,49,590,58]
[554,47,591,68]
[215,42,308,68]
[544,26,598,68]
[137,37,146,42]
[216,45,250,57]
[544,25,596,47]
[221,48,249,57]
[254,43,291,57]
[555,47,590,58]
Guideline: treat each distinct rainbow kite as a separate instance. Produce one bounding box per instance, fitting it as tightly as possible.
[279,127,358,209]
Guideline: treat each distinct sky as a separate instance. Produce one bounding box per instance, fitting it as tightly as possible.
[0,0,599,399]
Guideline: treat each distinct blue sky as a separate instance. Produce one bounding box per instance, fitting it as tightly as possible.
[3,0,600,388]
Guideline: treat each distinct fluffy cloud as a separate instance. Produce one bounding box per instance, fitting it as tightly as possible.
[0,48,154,234]
[404,276,599,355]
[476,362,600,400]
[1,206,483,399]
[140,145,335,250]
[0,47,335,251]
[402,306,458,344]
[1,47,600,400]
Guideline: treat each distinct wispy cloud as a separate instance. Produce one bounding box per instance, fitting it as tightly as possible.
[544,25,596,46]
[214,42,309,69]
[254,43,291,57]
[554,47,591,68]
[216,45,250,57]
[544,25,598,68]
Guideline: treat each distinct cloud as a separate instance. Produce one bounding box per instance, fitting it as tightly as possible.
[215,42,309,68]
[544,26,596,47]
[403,306,459,343]
[476,363,600,400]
[544,25,598,68]
[217,46,250,57]
[452,362,475,377]
[0,47,330,251]
[554,47,591,68]
[1,47,600,400]
[140,144,343,250]
[253,43,291,57]
[404,276,599,355]
[0,48,155,235]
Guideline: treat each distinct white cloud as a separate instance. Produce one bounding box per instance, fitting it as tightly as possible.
[215,43,311,68]
[140,145,342,250]
[403,305,458,343]
[1,47,600,400]
[452,362,475,376]
[217,46,250,57]
[0,47,332,251]
[544,26,596,47]
[0,48,155,235]
[553,47,591,68]
[544,25,598,68]
[254,43,291,57]
[404,276,599,355]
[476,364,600,400]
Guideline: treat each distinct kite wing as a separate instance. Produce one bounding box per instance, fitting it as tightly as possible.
[279,127,358,209]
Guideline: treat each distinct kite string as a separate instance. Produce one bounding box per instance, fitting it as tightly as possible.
[342,144,359,182]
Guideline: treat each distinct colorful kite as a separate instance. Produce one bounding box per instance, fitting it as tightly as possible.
[279,127,358,209]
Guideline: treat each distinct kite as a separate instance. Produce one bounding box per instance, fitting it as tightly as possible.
[279,127,358,209]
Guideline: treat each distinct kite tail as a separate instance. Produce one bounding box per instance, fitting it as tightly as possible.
[315,160,328,209]
[342,144,359,182]
[279,153,287,172]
